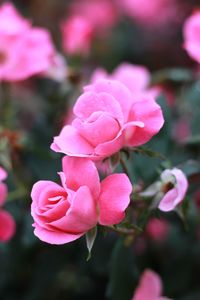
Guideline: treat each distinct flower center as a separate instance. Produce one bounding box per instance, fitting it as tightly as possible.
[0,51,7,65]
[162,182,174,193]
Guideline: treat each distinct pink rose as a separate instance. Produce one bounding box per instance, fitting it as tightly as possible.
[61,16,94,56]
[183,11,200,63]
[0,166,16,242]
[158,168,188,212]
[0,2,56,81]
[51,79,164,160]
[91,63,160,99]
[31,156,132,244]
[132,269,171,300]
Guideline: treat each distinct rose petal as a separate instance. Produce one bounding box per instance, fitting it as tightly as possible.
[98,174,132,225]
[61,156,100,199]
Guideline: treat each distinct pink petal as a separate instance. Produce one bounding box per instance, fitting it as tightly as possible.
[61,156,100,199]
[133,270,163,300]
[84,79,133,121]
[171,168,188,205]
[0,167,7,181]
[50,186,98,233]
[159,168,188,212]
[51,125,95,157]
[0,183,8,207]
[158,188,179,212]
[0,209,16,242]
[33,224,83,245]
[112,63,150,94]
[73,113,121,147]
[74,91,124,124]
[126,98,164,146]
[98,174,132,225]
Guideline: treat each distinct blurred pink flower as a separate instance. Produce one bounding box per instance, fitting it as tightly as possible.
[51,79,164,160]
[118,0,178,28]
[31,156,132,245]
[61,16,94,56]
[69,0,118,33]
[159,168,188,212]
[173,118,191,143]
[91,63,160,99]
[0,2,56,81]
[0,209,16,242]
[132,269,171,300]
[183,10,200,63]
[0,2,30,35]
[0,166,16,242]
[0,166,8,206]
[146,218,169,242]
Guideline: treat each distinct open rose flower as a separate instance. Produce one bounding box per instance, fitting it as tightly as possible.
[132,269,172,300]
[0,2,56,81]
[0,166,16,242]
[91,63,160,99]
[183,11,200,64]
[51,79,164,160]
[31,156,132,244]
[159,168,188,212]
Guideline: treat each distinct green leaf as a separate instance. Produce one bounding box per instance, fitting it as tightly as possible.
[86,226,97,261]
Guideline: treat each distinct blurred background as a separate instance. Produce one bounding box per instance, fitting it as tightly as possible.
[0,0,200,299]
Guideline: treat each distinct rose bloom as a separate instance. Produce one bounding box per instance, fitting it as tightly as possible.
[0,2,56,81]
[51,79,164,160]
[61,15,94,56]
[31,156,132,244]
[132,269,172,300]
[91,63,160,99]
[0,166,16,242]
[158,168,188,212]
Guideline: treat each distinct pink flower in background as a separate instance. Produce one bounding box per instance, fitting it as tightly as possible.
[0,2,56,81]
[146,218,169,242]
[0,166,16,242]
[173,118,191,143]
[118,0,178,28]
[31,156,132,244]
[0,210,16,242]
[61,16,94,56]
[51,79,164,160]
[69,0,118,33]
[183,11,200,63]
[159,168,188,212]
[0,2,30,35]
[132,269,171,300]
[91,63,160,99]
[0,166,8,206]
